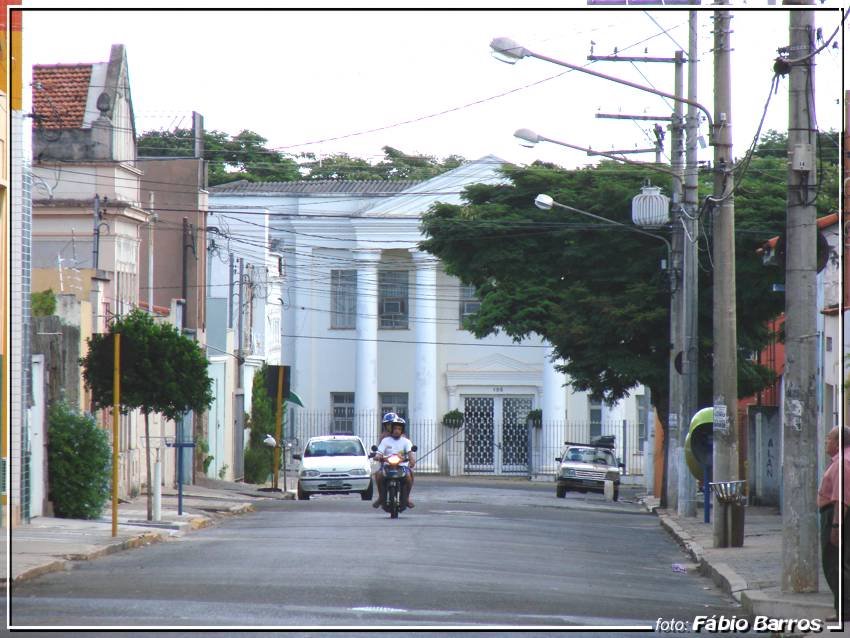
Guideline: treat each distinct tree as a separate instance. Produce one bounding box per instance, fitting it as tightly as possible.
[80,310,213,519]
[300,145,465,181]
[419,130,838,432]
[137,128,300,186]
[243,363,278,484]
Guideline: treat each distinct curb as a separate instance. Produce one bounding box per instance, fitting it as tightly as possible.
[10,500,258,585]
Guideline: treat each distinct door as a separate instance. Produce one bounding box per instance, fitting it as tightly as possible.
[463,395,533,474]
[28,355,45,518]
[208,361,227,479]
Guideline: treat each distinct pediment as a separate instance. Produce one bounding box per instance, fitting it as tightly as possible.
[447,353,537,375]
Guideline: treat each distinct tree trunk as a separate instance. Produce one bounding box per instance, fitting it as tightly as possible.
[145,412,152,521]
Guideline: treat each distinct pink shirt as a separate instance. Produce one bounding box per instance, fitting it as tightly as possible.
[818,446,850,509]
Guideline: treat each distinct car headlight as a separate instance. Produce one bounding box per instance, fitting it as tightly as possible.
[606,471,620,481]
[561,469,576,478]
[349,468,369,476]
[300,469,320,478]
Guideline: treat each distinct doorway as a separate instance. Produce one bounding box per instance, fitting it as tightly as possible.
[463,395,532,474]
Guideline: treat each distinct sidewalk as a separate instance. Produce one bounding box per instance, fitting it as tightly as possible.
[3,476,294,586]
[643,495,846,634]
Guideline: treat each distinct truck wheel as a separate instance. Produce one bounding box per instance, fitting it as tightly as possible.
[556,484,567,498]
[297,482,310,500]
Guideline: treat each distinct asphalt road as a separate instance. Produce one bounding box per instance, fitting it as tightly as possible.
[10,476,746,634]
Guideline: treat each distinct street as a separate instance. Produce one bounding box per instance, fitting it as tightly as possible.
[11,477,743,632]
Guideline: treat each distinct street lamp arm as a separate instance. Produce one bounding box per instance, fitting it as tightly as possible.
[540,196,672,256]
[519,129,681,187]
[492,37,714,135]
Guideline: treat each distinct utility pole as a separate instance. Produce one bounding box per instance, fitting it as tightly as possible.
[711,7,740,548]
[668,49,685,516]
[147,193,155,316]
[182,217,189,331]
[679,10,700,518]
[587,51,686,511]
[782,2,819,592]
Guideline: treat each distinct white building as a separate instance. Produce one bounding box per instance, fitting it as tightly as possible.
[210,157,648,476]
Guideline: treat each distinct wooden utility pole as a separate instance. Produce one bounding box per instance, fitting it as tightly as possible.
[782,2,819,592]
[711,7,740,548]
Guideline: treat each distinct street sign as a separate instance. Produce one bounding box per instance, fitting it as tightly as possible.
[264,365,291,403]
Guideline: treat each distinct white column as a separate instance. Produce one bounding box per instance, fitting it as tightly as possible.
[542,343,567,425]
[354,250,381,441]
[542,342,568,474]
[411,251,439,472]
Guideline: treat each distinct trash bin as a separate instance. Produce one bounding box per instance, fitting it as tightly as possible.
[709,480,746,547]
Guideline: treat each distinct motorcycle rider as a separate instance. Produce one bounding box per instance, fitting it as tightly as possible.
[373,413,416,509]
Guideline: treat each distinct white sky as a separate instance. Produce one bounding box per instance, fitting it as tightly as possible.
[21,2,847,172]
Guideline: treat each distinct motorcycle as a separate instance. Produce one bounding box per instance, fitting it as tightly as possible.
[370,444,417,519]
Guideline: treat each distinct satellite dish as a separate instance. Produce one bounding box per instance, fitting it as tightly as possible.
[263,434,276,448]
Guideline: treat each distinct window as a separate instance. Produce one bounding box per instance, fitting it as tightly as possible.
[458,283,481,329]
[331,269,356,329]
[380,392,408,421]
[331,392,355,433]
[379,270,408,329]
[636,393,648,447]
[589,399,602,439]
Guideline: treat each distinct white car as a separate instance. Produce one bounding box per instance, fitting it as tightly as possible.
[292,434,374,501]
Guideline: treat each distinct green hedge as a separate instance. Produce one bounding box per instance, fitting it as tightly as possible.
[47,402,111,519]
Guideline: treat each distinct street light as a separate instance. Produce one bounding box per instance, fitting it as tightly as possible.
[490,36,714,137]
[515,128,681,186]
[534,194,672,271]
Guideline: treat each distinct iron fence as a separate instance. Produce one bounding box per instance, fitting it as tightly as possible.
[281,411,646,478]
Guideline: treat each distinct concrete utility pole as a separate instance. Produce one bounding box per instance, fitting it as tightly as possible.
[781,3,819,593]
[679,10,700,518]
[667,50,685,514]
[711,7,740,548]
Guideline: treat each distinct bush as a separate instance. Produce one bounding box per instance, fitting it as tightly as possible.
[31,289,57,317]
[442,409,464,428]
[47,402,111,519]
[243,446,272,485]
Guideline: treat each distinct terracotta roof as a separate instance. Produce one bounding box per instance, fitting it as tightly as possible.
[33,64,92,129]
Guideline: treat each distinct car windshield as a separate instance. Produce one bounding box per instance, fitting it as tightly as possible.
[565,447,616,466]
[304,440,364,457]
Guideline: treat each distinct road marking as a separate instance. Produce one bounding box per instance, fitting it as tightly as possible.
[429,510,489,516]
[350,606,408,613]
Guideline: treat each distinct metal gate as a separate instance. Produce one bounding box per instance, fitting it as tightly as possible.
[463,396,532,474]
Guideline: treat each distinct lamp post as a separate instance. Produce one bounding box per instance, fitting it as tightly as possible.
[534,193,672,265]
[490,37,714,136]
[496,33,709,516]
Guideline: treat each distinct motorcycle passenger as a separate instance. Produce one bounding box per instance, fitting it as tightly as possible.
[373,414,416,509]
[372,412,415,496]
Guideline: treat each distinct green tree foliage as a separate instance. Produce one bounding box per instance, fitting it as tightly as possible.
[243,364,280,484]
[420,130,838,428]
[79,310,213,518]
[137,128,300,186]
[47,402,111,519]
[300,145,464,181]
[31,288,57,317]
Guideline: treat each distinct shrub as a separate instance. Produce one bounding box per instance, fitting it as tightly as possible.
[31,289,57,317]
[442,409,464,428]
[243,447,272,484]
[47,402,111,519]
[526,408,543,427]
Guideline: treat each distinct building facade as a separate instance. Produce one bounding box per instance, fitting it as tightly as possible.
[211,158,649,477]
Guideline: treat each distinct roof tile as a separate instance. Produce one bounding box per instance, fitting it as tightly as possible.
[33,64,92,130]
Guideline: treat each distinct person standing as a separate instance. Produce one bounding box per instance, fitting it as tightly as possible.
[818,425,850,622]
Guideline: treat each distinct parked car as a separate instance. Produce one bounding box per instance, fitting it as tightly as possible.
[292,434,373,501]
[554,436,623,501]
